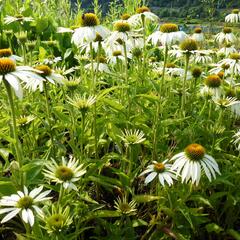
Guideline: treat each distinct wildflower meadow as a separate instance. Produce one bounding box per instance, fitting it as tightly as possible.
[0,0,240,239]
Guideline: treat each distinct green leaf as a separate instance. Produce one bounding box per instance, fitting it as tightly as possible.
[189,195,213,208]
[64,48,72,59]
[178,207,194,229]
[227,229,240,240]
[206,223,223,234]
[134,195,161,203]
[132,219,148,227]
[0,148,10,161]
[93,210,121,218]
[103,98,124,111]
[0,181,17,196]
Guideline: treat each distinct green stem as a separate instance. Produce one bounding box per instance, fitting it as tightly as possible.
[141,14,146,85]
[81,112,85,160]
[3,79,23,168]
[160,46,168,97]
[181,54,190,113]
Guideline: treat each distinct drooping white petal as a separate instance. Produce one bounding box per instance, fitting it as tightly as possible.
[145,172,157,184]
[1,208,20,223]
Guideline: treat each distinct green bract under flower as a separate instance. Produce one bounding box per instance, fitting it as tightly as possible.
[0,58,16,75]
[47,214,65,229]
[80,13,99,27]
[160,23,178,33]
[184,143,205,161]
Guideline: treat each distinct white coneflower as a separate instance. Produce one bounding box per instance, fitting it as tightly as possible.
[233,130,240,151]
[128,6,159,27]
[114,195,137,216]
[0,58,43,99]
[4,14,34,25]
[217,44,237,57]
[71,13,110,47]
[192,49,213,64]
[200,74,222,98]
[24,65,64,92]
[43,56,62,66]
[192,28,205,43]
[139,160,176,186]
[148,23,187,46]
[215,27,236,44]
[213,96,240,117]
[0,48,22,62]
[44,206,72,234]
[0,186,51,226]
[84,56,110,73]
[218,53,240,76]
[171,144,221,185]
[119,129,146,146]
[209,62,231,76]
[43,156,86,191]
[225,9,240,23]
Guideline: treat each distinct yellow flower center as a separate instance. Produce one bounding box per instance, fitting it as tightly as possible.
[232,9,239,14]
[160,23,178,33]
[184,144,205,161]
[47,214,64,229]
[113,50,122,56]
[194,28,202,34]
[121,14,131,20]
[230,53,240,60]
[80,13,99,27]
[55,166,74,181]
[17,196,33,209]
[217,71,224,79]
[223,27,232,34]
[96,56,107,63]
[153,162,165,173]
[15,14,24,20]
[166,63,176,68]
[191,67,202,78]
[114,21,131,32]
[180,38,198,52]
[205,75,221,88]
[35,65,52,76]
[0,58,16,75]
[136,6,150,14]
[0,48,13,57]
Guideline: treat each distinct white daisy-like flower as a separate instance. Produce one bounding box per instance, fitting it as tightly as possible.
[43,56,62,66]
[192,50,213,64]
[119,129,146,146]
[139,160,176,186]
[191,28,205,42]
[217,53,240,76]
[0,186,51,226]
[24,65,64,92]
[128,6,159,27]
[43,156,86,191]
[215,27,236,44]
[171,144,221,185]
[84,57,110,73]
[4,14,34,25]
[233,130,240,151]
[200,74,222,98]
[71,13,110,47]
[217,44,237,57]
[0,58,44,99]
[213,96,240,117]
[148,23,187,46]
[225,9,240,23]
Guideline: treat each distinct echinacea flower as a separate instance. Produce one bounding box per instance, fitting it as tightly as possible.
[114,195,137,216]
[200,74,222,97]
[43,156,86,191]
[215,27,236,44]
[4,14,34,25]
[119,129,146,146]
[71,13,109,47]
[128,6,159,27]
[68,95,96,113]
[24,65,64,92]
[0,186,51,226]
[148,23,187,46]
[171,144,221,185]
[225,9,240,23]
[139,160,176,186]
[0,48,22,62]
[217,44,237,57]
[217,53,240,76]
[192,49,213,64]
[191,28,204,42]
[84,56,110,73]
[0,58,43,99]
[43,205,72,234]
